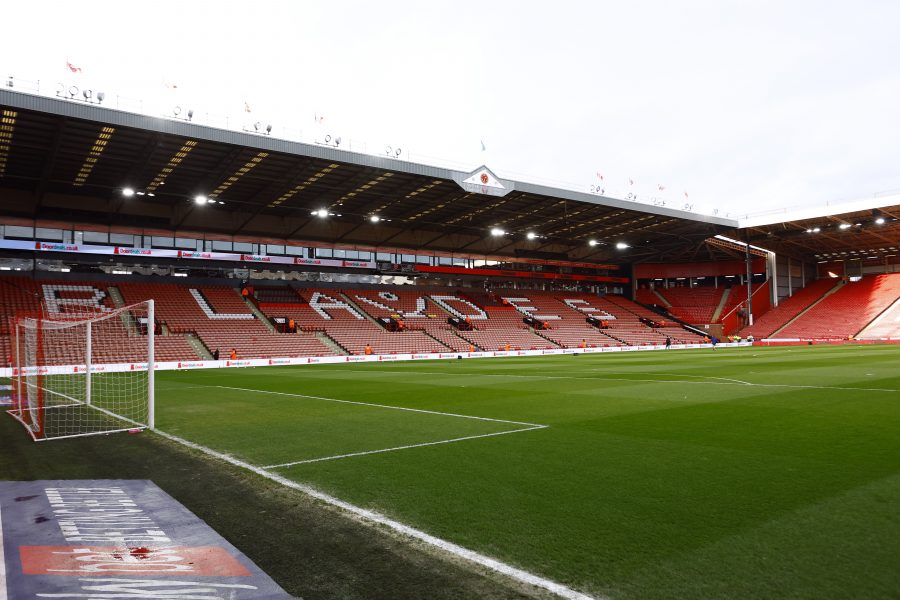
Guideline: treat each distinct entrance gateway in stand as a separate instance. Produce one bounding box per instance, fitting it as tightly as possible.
[0,480,292,599]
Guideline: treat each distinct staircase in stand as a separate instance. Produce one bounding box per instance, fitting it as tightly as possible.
[186,333,212,360]
[316,331,349,355]
[107,286,126,308]
[241,291,277,332]
[711,288,731,322]
[651,289,671,306]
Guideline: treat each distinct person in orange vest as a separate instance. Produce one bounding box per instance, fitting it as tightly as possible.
[504,343,511,351]
[579,339,587,349]
[364,343,373,355]
[396,318,405,331]
[230,348,237,360]
[468,344,475,353]
[241,287,250,298]
[288,318,295,333]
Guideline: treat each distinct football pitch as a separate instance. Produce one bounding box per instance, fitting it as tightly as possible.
[148,344,900,599]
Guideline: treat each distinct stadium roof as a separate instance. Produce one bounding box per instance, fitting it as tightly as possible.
[0,89,740,266]
[2,88,898,267]
[723,204,900,263]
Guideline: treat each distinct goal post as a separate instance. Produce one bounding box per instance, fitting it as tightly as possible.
[9,300,156,441]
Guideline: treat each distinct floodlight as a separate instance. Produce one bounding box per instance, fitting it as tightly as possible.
[187,109,194,120]
[588,240,598,247]
[369,215,381,223]
[315,208,329,218]
[207,198,216,204]
[490,227,505,237]
[194,195,207,205]
[526,232,537,240]
[266,124,272,134]
[96,92,105,103]
[82,89,92,100]
[839,223,851,230]
[876,217,885,225]
[813,227,821,233]
[122,187,135,197]
[616,242,630,249]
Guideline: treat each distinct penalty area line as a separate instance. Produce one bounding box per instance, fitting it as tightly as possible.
[212,385,544,428]
[264,424,548,469]
[152,428,599,600]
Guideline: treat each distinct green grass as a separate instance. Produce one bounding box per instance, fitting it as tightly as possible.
[7,344,900,599]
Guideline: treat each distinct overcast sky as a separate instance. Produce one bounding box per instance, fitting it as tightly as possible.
[3,1,899,221]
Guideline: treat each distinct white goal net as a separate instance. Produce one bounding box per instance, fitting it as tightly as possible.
[9,300,155,441]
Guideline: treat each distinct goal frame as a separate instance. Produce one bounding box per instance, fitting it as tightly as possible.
[9,299,155,442]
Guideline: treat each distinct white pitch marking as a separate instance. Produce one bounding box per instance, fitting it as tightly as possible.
[586,377,899,393]
[592,371,754,386]
[0,502,7,600]
[212,385,544,427]
[265,425,547,469]
[152,429,599,600]
[321,369,900,393]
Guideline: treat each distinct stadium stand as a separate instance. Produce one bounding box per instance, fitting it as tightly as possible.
[0,279,195,365]
[858,296,900,339]
[718,283,762,317]
[0,277,43,366]
[117,282,331,359]
[634,287,668,307]
[452,299,556,351]
[1,276,720,364]
[738,278,839,339]
[348,288,472,352]
[776,273,900,339]
[652,285,724,324]
[259,288,447,355]
[490,290,620,348]
[602,295,707,344]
